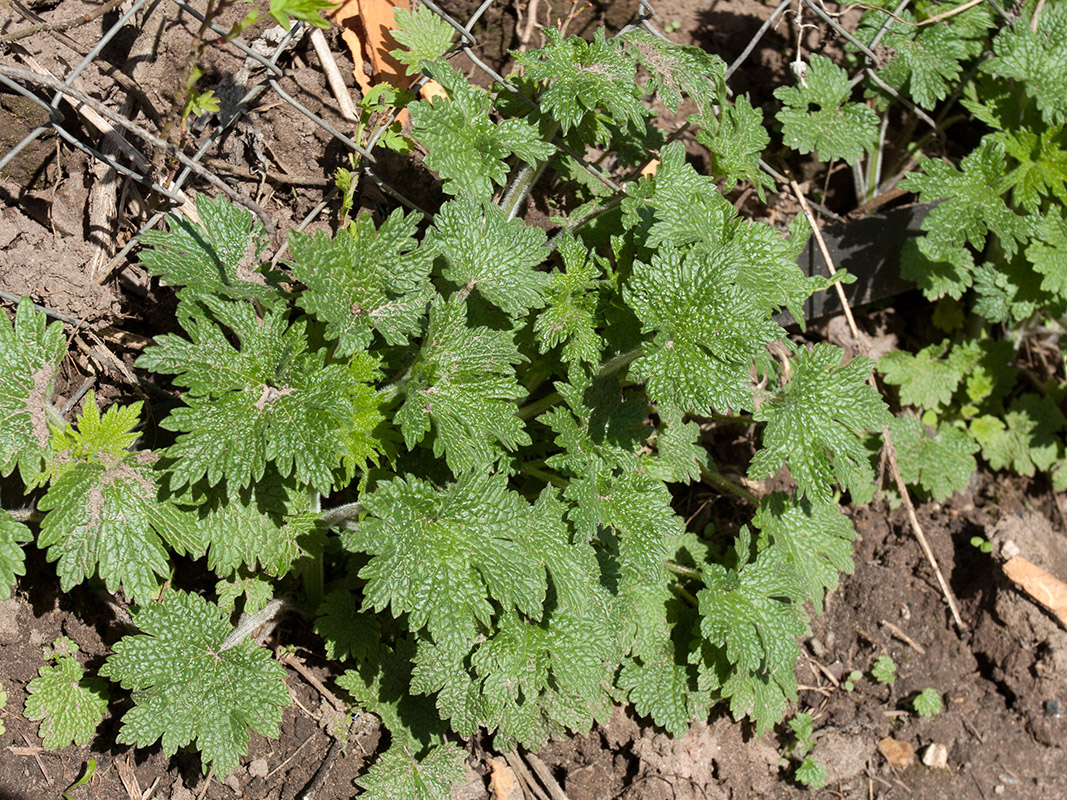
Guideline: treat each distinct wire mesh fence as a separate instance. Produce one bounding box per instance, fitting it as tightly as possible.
[0,0,1010,309]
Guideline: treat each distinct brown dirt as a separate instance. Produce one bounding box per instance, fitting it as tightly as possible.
[1,0,1065,798]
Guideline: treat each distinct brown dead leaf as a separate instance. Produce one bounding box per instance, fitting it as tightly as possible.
[487,757,522,800]
[332,0,412,96]
[878,736,915,769]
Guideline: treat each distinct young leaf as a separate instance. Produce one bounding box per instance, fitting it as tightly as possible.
[871,655,897,685]
[288,208,433,355]
[431,199,549,317]
[191,472,321,578]
[796,755,828,789]
[698,543,806,679]
[137,194,276,304]
[626,247,780,414]
[774,54,879,165]
[468,607,615,748]
[533,230,603,371]
[1027,205,1067,300]
[900,140,1029,268]
[390,5,454,74]
[617,650,697,738]
[750,343,891,503]
[888,416,978,501]
[344,471,546,650]
[644,407,711,484]
[395,296,529,474]
[696,538,805,733]
[315,588,382,662]
[216,570,274,615]
[985,2,1067,125]
[410,60,554,199]
[618,29,726,113]
[24,639,108,749]
[994,122,1067,215]
[356,743,467,800]
[136,297,382,494]
[695,95,775,197]
[857,9,981,110]
[268,0,336,31]
[38,394,203,602]
[100,589,290,777]
[622,142,818,321]
[512,28,646,137]
[912,687,943,717]
[0,297,65,483]
[0,512,31,600]
[753,493,856,614]
[971,393,1065,477]
[879,339,964,410]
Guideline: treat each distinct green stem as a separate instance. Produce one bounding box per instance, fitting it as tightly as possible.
[665,560,702,581]
[517,391,562,421]
[517,347,643,419]
[671,582,699,607]
[301,490,324,609]
[598,347,642,379]
[700,466,760,505]
[319,501,365,528]
[519,462,568,488]
[500,122,560,220]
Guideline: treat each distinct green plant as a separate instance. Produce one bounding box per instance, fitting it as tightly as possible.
[782,712,827,789]
[12,0,1064,789]
[912,688,944,717]
[854,0,1067,497]
[970,535,993,554]
[843,669,862,692]
[0,16,894,788]
[23,638,109,749]
[871,655,897,685]
[62,760,96,800]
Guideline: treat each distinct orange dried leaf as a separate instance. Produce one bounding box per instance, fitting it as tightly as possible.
[332,0,412,95]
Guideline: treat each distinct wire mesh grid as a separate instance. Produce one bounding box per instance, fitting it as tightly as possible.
[0,0,1011,304]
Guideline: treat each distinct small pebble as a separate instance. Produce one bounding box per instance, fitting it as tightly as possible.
[249,758,269,778]
[999,773,1019,785]
[225,773,242,795]
[921,743,948,769]
[994,786,1005,795]
[1044,698,1062,717]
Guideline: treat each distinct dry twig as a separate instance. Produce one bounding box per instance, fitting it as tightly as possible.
[790,179,966,632]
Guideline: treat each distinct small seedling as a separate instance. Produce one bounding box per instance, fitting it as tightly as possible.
[62,760,96,800]
[871,655,897,685]
[795,755,828,789]
[784,713,827,789]
[970,536,993,554]
[912,688,943,717]
[843,669,862,692]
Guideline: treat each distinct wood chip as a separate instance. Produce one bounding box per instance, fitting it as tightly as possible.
[488,757,523,800]
[1002,555,1067,627]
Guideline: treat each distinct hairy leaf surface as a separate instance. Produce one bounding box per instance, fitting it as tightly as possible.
[137,297,381,494]
[101,590,290,777]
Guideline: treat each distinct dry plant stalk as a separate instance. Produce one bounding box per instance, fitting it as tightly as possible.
[790,180,966,632]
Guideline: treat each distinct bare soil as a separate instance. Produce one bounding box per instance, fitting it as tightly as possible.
[1,0,1065,798]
